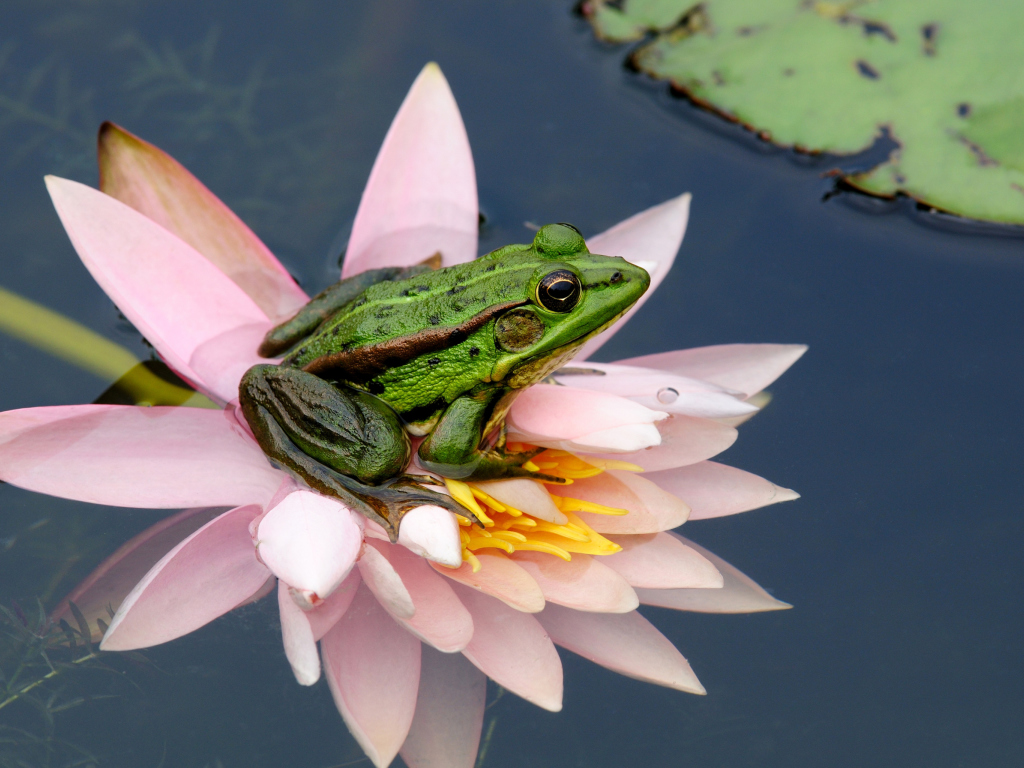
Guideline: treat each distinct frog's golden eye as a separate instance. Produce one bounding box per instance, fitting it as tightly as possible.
[537,270,581,313]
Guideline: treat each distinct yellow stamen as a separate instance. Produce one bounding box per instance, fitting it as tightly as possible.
[446,442,630,567]
[552,495,629,516]
[512,540,573,561]
[445,478,493,524]
[466,536,514,554]
[584,458,644,473]
[490,530,528,544]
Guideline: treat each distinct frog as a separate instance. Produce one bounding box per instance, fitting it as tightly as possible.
[238,223,650,540]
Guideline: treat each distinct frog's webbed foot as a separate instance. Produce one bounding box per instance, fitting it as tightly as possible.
[472,446,569,485]
[418,443,568,485]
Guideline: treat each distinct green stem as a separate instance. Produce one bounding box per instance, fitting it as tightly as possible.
[0,650,98,712]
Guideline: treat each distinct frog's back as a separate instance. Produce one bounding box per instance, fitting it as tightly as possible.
[281,254,536,420]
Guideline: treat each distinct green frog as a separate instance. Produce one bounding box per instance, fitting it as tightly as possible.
[239,223,649,540]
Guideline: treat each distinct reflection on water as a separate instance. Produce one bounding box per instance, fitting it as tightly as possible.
[1,1,1023,767]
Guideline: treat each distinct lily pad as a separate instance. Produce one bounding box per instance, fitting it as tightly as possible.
[583,0,1024,224]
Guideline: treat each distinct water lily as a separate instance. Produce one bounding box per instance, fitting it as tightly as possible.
[0,63,804,768]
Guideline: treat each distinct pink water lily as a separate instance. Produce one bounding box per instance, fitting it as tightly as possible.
[0,63,805,768]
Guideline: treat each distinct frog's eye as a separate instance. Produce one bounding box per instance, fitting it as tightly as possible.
[537,270,582,313]
[556,222,583,236]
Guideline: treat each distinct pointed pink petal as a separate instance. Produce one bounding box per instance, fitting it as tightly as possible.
[576,194,691,360]
[46,176,269,393]
[321,583,421,768]
[101,505,269,650]
[98,122,308,320]
[548,469,690,534]
[278,579,320,685]
[52,507,224,641]
[553,362,757,419]
[538,603,704,694]
[508,384,666,450]
[587,414,737,470]
[343,63,477,277]
[188,321,276,403]
[307,570,362,641]
[0,405,283,508]
[511,551,638,613]
[603,533,723,589]
[256,491,363,600]
[369,540,473,653]
[645,461,799,520]
[401,646,486,768]
[433,551,545,613]
[451,583,562,711]
[619,344,808,398]
[357,542,415,619]
[636,534,791,613]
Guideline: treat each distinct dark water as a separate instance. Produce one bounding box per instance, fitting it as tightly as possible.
[1,1,1022,766]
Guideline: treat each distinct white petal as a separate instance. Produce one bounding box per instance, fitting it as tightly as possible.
[398,505,463,567]
[470,479,567,524]
[256,491,363,600]
[277,580,320,685]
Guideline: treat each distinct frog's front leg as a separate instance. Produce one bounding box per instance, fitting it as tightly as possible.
[239,365,476,539]
[417,389,566,483]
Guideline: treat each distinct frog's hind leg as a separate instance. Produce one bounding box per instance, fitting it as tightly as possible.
[239,365,475,539]
[259,260,438,357]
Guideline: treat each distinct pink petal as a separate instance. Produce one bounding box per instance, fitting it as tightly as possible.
[644,461,799,520]
[256,490,363,600]
[603,533,723,589]
[45,176,269,393]
[101,505,270,650]
[636,534,791,613]
[553,362,757,419]
[619,344,808,398]
[537,603,704,694]
[307,570,362,641]
[587,413,737,470]
[321,583,421,768]
[508,384,666,443]
[433,551,545,613]
[369,540,473,653]
[576,194,691,361]
[451,583,562,711]
[548,469,690,534]
[278,579,320,686]
[0,405,283,508]
[188,321,276,404]
[357,542,416,620]
[510,551,638,613]
[52,507,224,642]
[343,63,477,277]
[401,646,486,768]
[97,122,308,320]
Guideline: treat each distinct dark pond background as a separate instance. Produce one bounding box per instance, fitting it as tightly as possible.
[2,1,1023,766]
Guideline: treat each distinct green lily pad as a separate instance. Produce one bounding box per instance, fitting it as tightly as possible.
[583,0,1024,224]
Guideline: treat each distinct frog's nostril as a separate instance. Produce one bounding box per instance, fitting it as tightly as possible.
[610,271,623,283]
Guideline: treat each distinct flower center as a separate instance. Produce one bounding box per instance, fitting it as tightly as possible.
[441,445,642,572]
